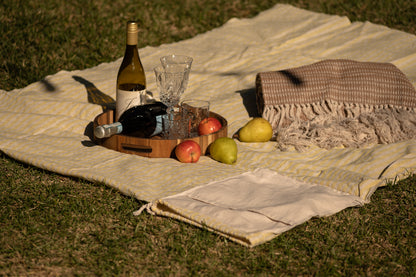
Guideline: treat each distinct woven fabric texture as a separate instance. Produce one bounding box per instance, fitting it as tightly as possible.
[256,59,416,150]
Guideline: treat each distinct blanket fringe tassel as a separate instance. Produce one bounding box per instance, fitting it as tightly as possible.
[262,99,416,151]
[133,203,155,216]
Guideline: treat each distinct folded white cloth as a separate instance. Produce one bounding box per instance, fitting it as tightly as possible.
[150,168,364,247]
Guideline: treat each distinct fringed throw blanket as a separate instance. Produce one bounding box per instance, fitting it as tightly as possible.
[256,59,416,151]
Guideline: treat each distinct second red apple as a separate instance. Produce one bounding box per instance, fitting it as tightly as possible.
[175,140,201,163]
[198,117,222,135]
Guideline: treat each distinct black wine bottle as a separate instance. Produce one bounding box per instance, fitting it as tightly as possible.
[116,21,147,120]
[94,102,167,138]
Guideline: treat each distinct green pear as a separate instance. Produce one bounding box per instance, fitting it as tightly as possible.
[209,137,237,164]
[238,118,273,142]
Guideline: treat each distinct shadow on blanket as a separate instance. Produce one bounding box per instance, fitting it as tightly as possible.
[73,76,116,112]
[236,88,261,118]
[72,76,116,147]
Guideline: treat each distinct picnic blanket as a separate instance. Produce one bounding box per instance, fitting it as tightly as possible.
[1,4,416,247]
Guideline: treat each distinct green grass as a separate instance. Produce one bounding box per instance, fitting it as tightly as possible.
[1,0,416,275]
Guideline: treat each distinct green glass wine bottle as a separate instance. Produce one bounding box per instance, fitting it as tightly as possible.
[116,21,147,120]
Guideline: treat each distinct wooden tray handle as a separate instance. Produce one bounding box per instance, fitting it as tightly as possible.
[121,143,153,154]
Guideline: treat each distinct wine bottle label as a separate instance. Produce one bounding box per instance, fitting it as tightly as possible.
[151,115,164,137]
[116,89,147,120]
[108,122,123,134]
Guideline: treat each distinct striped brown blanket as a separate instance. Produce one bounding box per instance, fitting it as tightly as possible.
[256,59,416,150]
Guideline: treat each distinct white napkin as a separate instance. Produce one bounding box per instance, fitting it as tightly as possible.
[151,168,364,247]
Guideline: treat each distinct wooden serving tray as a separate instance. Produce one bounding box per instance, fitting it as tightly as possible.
[93,109,228,158]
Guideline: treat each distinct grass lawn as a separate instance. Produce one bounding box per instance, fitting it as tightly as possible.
[1,0,416,275]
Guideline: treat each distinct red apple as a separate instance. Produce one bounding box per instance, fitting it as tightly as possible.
[198,117,222,135]
[175,140,201,163]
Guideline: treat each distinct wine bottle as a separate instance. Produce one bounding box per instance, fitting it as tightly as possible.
[116,21,147,121]
[94,102,167,139]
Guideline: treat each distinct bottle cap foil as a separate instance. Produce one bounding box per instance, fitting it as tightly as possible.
[127,21,139,34]
[126,21,139,45]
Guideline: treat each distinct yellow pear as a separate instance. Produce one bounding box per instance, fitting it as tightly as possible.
[238,118,273,142]
[209,137,237,164]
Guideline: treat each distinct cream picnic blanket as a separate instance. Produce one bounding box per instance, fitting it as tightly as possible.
[1,4,415,247]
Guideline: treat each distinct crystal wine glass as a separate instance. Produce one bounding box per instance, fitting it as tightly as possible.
[160,55,193,97]
[154,64,188,115]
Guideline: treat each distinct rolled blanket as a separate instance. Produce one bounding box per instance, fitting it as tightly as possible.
[256,59,416,151]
